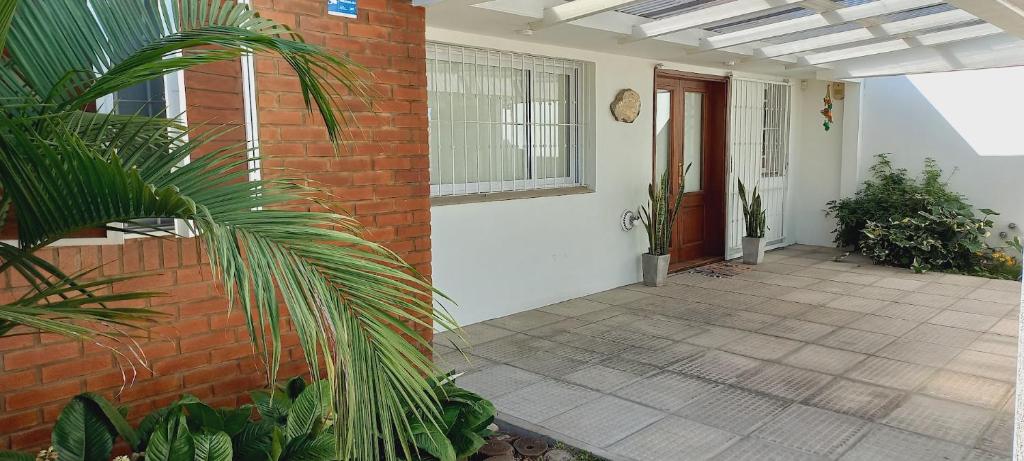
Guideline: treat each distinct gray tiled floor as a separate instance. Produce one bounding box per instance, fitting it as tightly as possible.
[436,245,1020,461]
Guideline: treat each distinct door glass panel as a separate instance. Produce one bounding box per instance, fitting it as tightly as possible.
[655,89,672,181]
[682,92,703,193]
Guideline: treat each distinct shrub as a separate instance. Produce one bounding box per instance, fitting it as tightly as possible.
[826,154,970,249]
[827,154,1003,275]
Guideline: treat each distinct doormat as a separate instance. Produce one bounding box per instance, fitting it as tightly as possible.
[688,262,750,278]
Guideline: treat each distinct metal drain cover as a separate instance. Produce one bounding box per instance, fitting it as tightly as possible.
[514,437,549,457]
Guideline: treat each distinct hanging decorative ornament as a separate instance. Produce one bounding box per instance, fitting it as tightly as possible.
[821,83,834,131]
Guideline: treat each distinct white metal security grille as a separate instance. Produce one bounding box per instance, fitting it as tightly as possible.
[726,78,792,259]
[426,42,587,197]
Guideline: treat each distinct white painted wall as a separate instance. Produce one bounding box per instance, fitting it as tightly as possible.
[787,80,846,247]
[858,70,1024,245]
[427,27,807,327]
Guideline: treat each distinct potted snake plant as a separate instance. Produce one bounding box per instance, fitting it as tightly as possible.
[639,165,689,286]
[738,178,768,264]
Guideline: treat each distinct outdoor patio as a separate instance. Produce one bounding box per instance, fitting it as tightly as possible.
[434,245,1020,461]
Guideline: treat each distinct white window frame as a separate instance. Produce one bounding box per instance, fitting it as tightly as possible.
[426,42,589,198]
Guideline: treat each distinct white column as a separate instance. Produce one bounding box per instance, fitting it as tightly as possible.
[1015,277,1024,460]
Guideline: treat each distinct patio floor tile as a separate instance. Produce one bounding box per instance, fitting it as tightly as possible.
[871,303,940,322]
[744,299,815,317]
[780,289,840,306]
[456,364,546,399]
[846,315,918,336]
[816,328,896,354]
[437,322,515,346]
[609,415,739,460]
[613,371,720,411]
[875,339,961,367]
[508,350,591,378]
[538,298,611,317]
[711,437,827,461]
[965,288,1020,305]
[902,323,981,348]
[803,379,903,420]
[882,395,993,445]
[617,342,704,367]
[758,318,835,342]
[720,333,803,360]
[584,287,652,306]
[919,370,1011,409]
[667,350,764,384]
[683,326,750,347]
[945,350,1016,382]
[797,307,865,326]
[825,295,890,313]
[753,404,870,458]
[598,355,660,376]
[845,357,937,390]
[989,318,1018,337]
[486,310,566,332]
[563,364,643,392]
[977,412,1014,455]
[675,385,791,435]
[898,291,957,309]
[838,425,969,461]
[969,333,1018,357]
[736,363,832,401]
[523,318,589,338]
[543,395,665,448]
[950,298,1015,317]
[872,277,927,291]
[492,379,599,422]
[920,282,976,298]
[782,344,867,375]
[965,450,1011,461]
[929,310,1000,332]
[470,333,558,362]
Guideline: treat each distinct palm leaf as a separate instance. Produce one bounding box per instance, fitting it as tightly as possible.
[0,1,456,460]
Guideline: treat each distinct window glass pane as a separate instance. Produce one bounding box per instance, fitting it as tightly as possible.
[532,65,569,180]
[115,77,174,231]
[654,89,671,181]
[426,43,584,196]
[115,78,166,117]
[682,92,703,193]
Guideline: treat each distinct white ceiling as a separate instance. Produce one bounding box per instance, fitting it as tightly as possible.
[419,0,1024,79]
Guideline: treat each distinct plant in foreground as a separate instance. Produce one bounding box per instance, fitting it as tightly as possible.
[639,164,690,256]
[0,1,459,459]
[738,179,766,239]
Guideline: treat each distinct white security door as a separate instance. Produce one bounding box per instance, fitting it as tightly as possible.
[726,78,792,259]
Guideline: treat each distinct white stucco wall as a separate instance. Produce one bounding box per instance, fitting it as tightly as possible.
[858,71,1024,245]
[426,28,811,327]
[787,80,846,247]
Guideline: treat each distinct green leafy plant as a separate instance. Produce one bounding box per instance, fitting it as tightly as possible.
[398,374,496,461]
[0,1,459,459]
[0,378,342,461]
[829,155,1009,277]
[639,165,690,256]
[737,179,766,239]
[825,154,969,249]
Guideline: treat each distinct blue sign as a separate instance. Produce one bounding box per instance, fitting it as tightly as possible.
[327,0,356,18]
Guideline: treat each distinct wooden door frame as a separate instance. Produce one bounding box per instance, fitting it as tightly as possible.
[653,70,729,270]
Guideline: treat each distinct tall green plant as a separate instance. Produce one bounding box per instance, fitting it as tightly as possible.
[639,164,690,256]
[737,179,766,238]
[0,1,458,459]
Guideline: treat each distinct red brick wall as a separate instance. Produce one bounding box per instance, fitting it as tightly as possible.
[0,0,430,450]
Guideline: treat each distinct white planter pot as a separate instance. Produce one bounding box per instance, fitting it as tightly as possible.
[642,253,670,287]
[742,237,766,265]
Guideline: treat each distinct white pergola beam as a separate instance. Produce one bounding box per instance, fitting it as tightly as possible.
[699,0,942,51]
[798,23,1004,65]
[628,0,805,42]
[947,0,1024,40]
[756,8,978,58]
[529,0,641,30]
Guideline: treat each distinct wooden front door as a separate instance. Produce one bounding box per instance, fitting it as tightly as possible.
[654,72,728,269]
